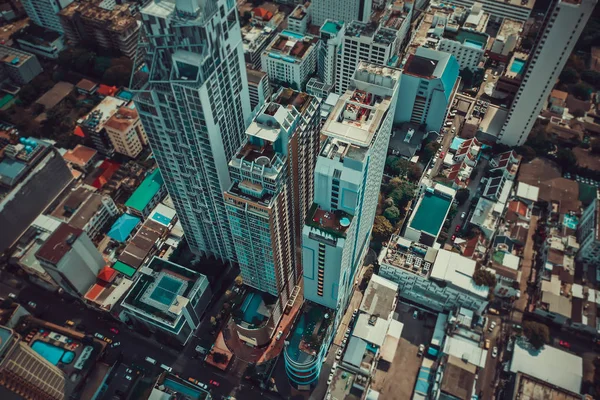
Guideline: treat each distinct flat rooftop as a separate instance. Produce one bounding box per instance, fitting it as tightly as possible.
[306,203,353,239]
[360,274,398,317]
[285,302,333,363]
[80,96,126,133]
[266,30,318,62]
[379,236,437,278]
[497,18,523,39]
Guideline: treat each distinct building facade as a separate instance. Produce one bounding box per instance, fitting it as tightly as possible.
[58,1,140,60]
[497,0,597,146]
[104,106,148,158]
[20,0,73,33]
[261,30,318,91]
[287,3,310,34]
[132,0,252,260]
[224,89,320,312]
[577,198,600,267]
[303,63,400,314]
[246,66,272,114]
[0,45,43,84]
[394,47,459,132]
[35,223,105,297]
[310,0,372,27]
[317,20,345,93]
[443,0,534,21]
[0,326,66,400]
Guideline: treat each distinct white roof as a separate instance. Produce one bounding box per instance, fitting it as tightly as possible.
[516,182,539,202]
[502,253,521,270]
[380,320,403,362]
[430,250,489,299]
[443,336,487,368]
[325,92,340,107]
[510,341,582,394]
[352,313,391,347]
[359,274,398,317]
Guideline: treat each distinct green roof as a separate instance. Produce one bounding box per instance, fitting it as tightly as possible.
[112,261,136,277]
[0,94,14,109]
[125,169,164,212]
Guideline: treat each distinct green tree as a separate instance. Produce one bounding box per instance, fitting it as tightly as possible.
[559,67,579,84]
[407,163,421,182]
[569,82,593,101]
[520,37,534,51]
[383,206,400,222]
[455,188,470,205]
[515,145,536,162]
[363,265,374,281]
[580,70,600,90]
[523,321,550,350]
[212,352,228,364]
[372,216,394,241]
[525,125,552,154]
[555,148,576,170]
[103,64,132,87]
[423,141,441,163]
[235,275,243,286]
[472,268,496,287]
[385,155,400,171]
[392,158,411,176]
[390,182,415,208]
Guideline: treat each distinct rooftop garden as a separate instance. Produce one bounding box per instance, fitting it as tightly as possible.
[306,203,354,239]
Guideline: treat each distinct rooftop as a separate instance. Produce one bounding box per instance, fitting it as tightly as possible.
[513,373,581,400]
[35,82,74,110]
[285,301,333,363]
[510,340,582,394]
[379,235,437,278]
[321,20,344,36]
[59,1,138,33]
[265,30,318,62]
[360,274,398,317]
[289,4,308,20]
[117,219,168,269]
[443,335,487,368]
[242,24,275,53]
[63,145,97,168]
[12,23,61,48]
[80,96,126,133]
[306,203,353,239]
[104,106,139,133]
[107,213,141,243]
[122,257,209,326]
[440,360,476,400]
[0,44,34,68]
[35,223,83,265]
[76,79,98,93]
[125,168,164,212]
[471,197,501,233]
[431,250,489,298]
[246,66,267,85]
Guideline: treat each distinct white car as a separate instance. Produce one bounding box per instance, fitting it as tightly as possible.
[327,373,333,385]
[28,301,36,308]
[492,347,498,358]
[488,321,497,332]
[276,330,283,340]
[197,382,208,390]
[461,212,466,219]
[94,333,104,340]
[8,293,16,299]
[417,344,425,357]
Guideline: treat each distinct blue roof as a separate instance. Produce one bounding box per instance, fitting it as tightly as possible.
[108,214,141,242]
[152,212,172,225]
[450,137,466,151]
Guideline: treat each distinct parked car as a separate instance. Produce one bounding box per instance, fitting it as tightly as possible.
[451,235,456,241]
[492,347,498,358]
[8,293,16,299]
[413,310,419,319]
[65,320,75,327]
[94,333,104,340]
[484,339,491,349]
[110,327,119,334]
[28,301,36,309]
[111,342,121,348]
[488,308,500,315]
[455,225,461,232]
[559,340,571,349]
[336,349,342,360]
[103,337,113,344]
[488,321,497,332]
[209,379,220,387]
[417,344,425,357]
[461,212,466,219]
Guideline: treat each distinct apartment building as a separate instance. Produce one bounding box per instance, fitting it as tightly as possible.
[443,0,535,21]
[310,0,372,26]
[261,30,318,90]
[20,0,73,33]
[246,66,272,114]
[303,63,400,315]
[0,44,43,84]
[577,198,600,267]
[59,0,140,60]
[287,3,310,34]
[104,105,148,158]
[317,20,345,92]
[78,96,127,156]
[241,24,277,69]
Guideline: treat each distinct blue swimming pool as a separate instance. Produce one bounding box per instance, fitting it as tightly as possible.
[240,292,265,324]
[510,58,526,74]
[163,378,204,399]
[31,341,75,365]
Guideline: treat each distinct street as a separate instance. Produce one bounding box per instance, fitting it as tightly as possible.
[1,266,282,400]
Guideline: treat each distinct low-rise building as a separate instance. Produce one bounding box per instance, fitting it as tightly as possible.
[77,96,127,156]
[488,18,522,62]
[35,223,105,297]
[13,24,66,60]
[120,257,212,345]
[489,150,521,181]
[0,44,43,84]
[49,185,119,240]
[379,238,489,313]
[104,105,147,158]
[83,265,134,312]
[261,30,318,90]
[124,168,165,218]
[388,123,427,160]
[62,144,97,171]
[470,197,503,239]
[287,3,310,34]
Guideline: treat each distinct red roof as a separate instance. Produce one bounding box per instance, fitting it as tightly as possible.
[97,84,117,97]
[36,223,83,265]
[98,265,118,283]
[73,126,85,138]
[508,200,528,216]
[447,162,464,180]
[90,160,121,189]
[253,7,273,20]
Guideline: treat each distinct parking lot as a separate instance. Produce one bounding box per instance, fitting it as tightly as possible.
[394,301,436,347]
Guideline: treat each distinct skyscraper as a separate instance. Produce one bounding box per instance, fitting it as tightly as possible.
[302,62,400,313]
[317,20,345,93]
[224,88,320,311]
[132,0,251,259]
[0,326,66,400]
[20,0,73,33]
[497,0,596,146]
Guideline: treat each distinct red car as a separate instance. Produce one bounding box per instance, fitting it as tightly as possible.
[209,379,220,387]
[451,235,456,241]
[455,225,461,232]
[559,340,571,349]
[440,152,445,158]
[109,328,119,334]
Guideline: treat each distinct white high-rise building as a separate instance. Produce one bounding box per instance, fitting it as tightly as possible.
[132,0,251,260]
[335,10,411,95]
[317,20,345,92]
[310,0,373,27]
[302,62,400,314]
[497,0,596,146]
[21,0,73,33]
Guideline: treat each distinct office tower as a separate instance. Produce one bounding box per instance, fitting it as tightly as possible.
[246,66,272,114]
[302,62,400,312]
[311,0,372,27]
[394,47,459,132]
[36,223,105,297]
[497,0,596,146]
[0,326,66,400]
[0,138,73,254]
[224,88,320,310]
[132,0,251,259]
[261,30,318,91]
[577,198,600,267]
[335,9,411,95]
[0,45,43,85]
[317,20,345,92]
[59,1,140,60]
[20,0,73,33]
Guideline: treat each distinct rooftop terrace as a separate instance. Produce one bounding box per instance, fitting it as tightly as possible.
[380,235,436,278]
[286,302,333,363]
[266,30,317,61]
[306,203,353,238]
[409,187,454,238]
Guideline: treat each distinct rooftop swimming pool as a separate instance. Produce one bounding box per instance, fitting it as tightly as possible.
[240,292,266,324]
[464,39,483,50]
[510,58,526,74]
[149,275,183,305]
[410,191,452,236]
[31,341,75,365]
[163,378,205,399]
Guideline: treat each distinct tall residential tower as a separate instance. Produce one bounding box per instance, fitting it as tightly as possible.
[497,0,596,146]
[132,0,251,260]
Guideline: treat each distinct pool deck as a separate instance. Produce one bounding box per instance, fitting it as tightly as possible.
[409,192,452,237]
